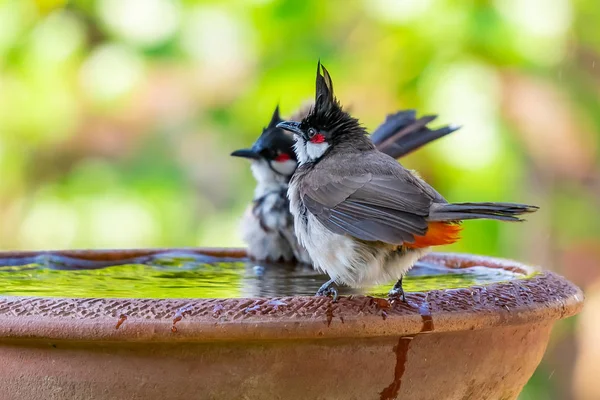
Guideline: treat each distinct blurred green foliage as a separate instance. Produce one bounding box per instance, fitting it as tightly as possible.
[0,0,599,398]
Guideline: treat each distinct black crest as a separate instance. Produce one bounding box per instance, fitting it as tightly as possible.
[231,105,298,163]
[267,104,282,129]
[303,61,364,139]
[254,105,296,161]
[315,61,336,114]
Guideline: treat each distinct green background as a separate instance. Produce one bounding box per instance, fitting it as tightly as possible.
[1,0,599,398]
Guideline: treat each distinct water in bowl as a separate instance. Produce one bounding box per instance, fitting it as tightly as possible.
[0,251,528,298]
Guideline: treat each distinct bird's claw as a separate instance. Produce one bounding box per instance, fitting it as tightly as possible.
[316,286,339,302]
[388,287,407,303]
[388,277,407,303]
[316,280,339,302]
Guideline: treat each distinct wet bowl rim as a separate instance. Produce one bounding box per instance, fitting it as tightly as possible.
[0,248,584,343]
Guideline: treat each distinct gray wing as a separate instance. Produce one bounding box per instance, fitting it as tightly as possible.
[301,170,436,245]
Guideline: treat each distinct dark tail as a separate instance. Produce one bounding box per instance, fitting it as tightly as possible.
[429,202,539,222]
[370,110,460,159]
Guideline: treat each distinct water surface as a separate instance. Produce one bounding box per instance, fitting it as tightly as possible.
[0,252,528,298]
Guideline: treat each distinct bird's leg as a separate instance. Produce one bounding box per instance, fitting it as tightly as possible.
[388,276,407,303]
[316,279,339,302]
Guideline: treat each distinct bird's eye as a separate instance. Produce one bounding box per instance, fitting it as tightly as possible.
[259,149,273,159]
[307,128,317,138]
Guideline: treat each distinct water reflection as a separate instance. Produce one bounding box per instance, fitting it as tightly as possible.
[239,261,362,298]
[0,252,526,299]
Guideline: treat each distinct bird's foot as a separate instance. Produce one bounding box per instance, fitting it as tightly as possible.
[388,287,406,303]
[316,279,339,302]
[388,277,407,303]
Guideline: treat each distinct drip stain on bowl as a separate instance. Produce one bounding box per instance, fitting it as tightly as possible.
[379,336,414,400]
[0,252,533,299]
[115,314,127,330]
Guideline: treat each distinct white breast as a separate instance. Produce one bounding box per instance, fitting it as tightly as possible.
[288,177,429,287]
[240,205,295,262]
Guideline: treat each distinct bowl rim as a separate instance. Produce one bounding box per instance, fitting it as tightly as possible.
[0,249,584,343]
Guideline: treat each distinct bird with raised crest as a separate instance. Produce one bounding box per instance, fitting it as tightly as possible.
[231,101,459,264]
[276,62,539,301]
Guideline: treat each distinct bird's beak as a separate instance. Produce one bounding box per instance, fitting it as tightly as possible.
[230,148,260,160]
[276,121,303,137]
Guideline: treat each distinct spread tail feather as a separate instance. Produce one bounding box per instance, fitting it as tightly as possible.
[370,110,418,144]
[429,202,539,222]
[370,110,460,159]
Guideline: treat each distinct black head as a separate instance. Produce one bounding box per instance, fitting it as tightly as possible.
[276,62,372,164]
[231,106,298,177]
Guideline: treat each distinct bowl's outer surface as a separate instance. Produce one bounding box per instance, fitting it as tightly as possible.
[0,250,584,400]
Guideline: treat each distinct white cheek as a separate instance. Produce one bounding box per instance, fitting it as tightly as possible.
[250,160,277,183]
[306,142,330,160]
[271,159,297,176]
[293,136,309,165]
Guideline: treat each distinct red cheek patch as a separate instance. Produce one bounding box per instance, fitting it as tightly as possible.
[274,153,291,162]
[310,133,326,144]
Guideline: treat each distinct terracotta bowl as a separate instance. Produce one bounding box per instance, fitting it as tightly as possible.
[0,249,583,400]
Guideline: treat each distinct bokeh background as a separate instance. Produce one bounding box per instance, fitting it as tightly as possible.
[0,0,598,398]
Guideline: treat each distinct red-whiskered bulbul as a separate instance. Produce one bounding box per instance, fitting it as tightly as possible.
[277,62,538,300]
[231,106,309,264]
[231,101,459,264]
